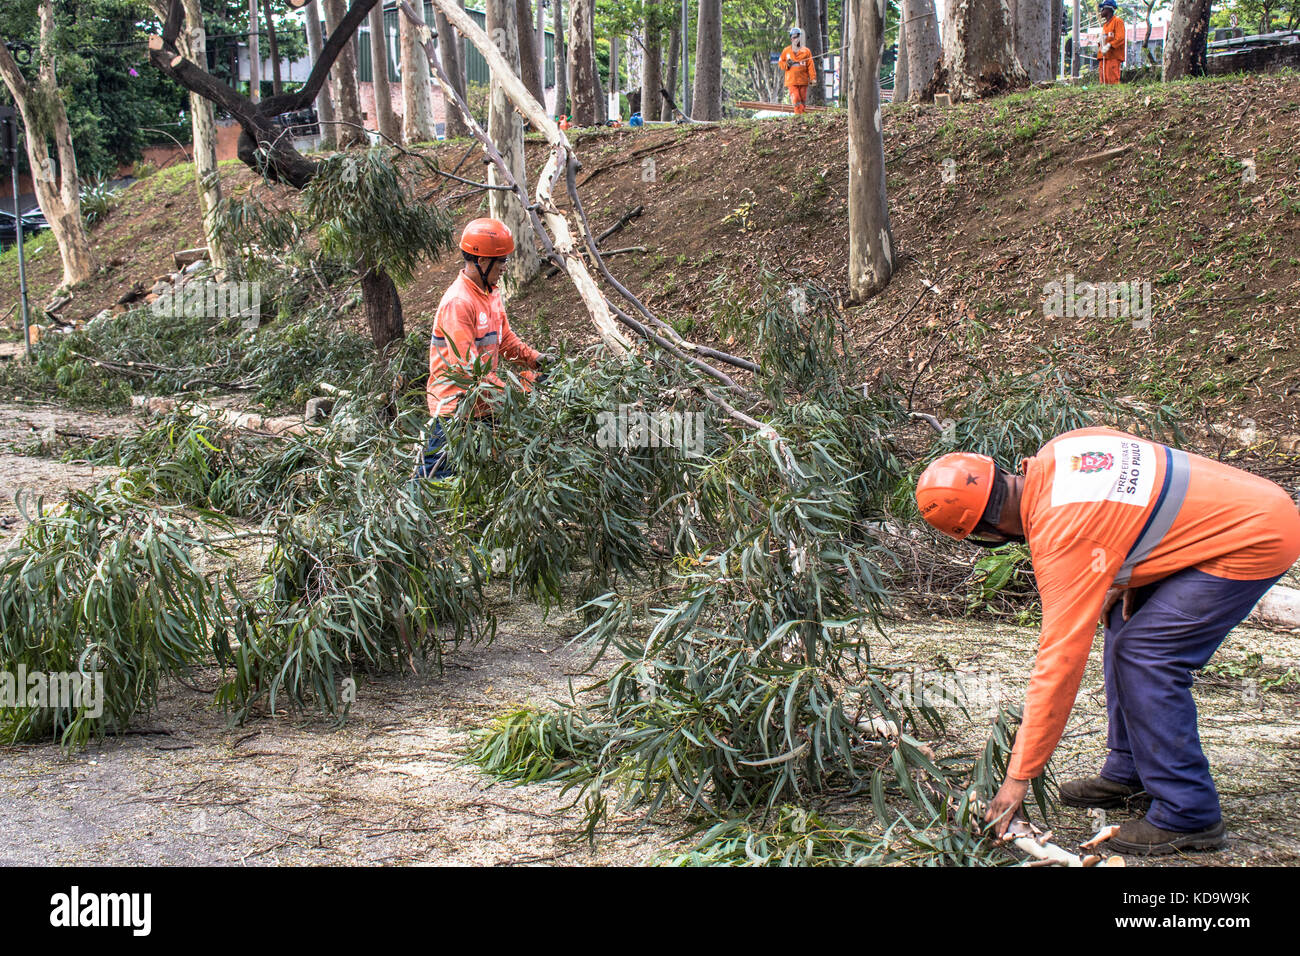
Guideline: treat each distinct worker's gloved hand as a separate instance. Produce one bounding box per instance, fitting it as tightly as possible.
[535,352,558,369]
[1100,42,1111,54]
[984,776,1030,840]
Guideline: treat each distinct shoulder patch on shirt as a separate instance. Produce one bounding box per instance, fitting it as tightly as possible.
[1050,435,1156,507]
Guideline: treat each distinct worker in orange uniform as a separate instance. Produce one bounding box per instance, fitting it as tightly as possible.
[1097,0,1126,85]
[916,427,1300,854]
[418,218,553,478]
[779,27,817,115]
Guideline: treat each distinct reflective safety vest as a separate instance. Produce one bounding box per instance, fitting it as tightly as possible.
[1008,426,1300,779]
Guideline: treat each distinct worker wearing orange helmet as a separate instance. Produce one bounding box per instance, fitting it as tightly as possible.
[418,218,554,478]
[916,427,1300,854]
[779,27,817,115]
[1097,0,1126,85]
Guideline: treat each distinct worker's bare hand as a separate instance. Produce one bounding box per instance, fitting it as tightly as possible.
[984,777,1030,839]
[1099,588,1134,627]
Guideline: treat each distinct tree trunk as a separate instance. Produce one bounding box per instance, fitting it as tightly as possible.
[435,5,470,137]
[368,1,401,141]
[516,0,546,106]
[249,0,261,102]
[568,0,598,124]
[361,266,404,351]
[0,0,95,288]
[323,0,366,145]
[691,0,721,120]
[553,0,568,116]
[894,10,909,102]
[306,1,337,149]
[902,0,941,100]
[940,0,1028,100]
[609,33,619,119]
[1163,0,1211,80]
[178,0,232,274]
[1011,0,1052,81]
[400,0,439,141]
[796,0,826,105]
[848,0,893,302]
[1050,0,1061,78]
[485,0,541,286]
[641,1,663,121]
[662,8,680,119]
[264,1,283,95]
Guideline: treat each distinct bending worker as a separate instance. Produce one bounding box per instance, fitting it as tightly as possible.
[916,426,1300,855]
[418,218,552,478]
[779,27,816,115]
[1098,0,1126,85]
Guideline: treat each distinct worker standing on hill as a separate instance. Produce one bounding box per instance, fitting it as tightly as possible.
[779,27,817,115]
[915,427,1300,854]
[418,218,553,479]
[1098,0,1126,85]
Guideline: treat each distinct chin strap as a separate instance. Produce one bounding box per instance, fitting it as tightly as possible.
[473,259,498,292]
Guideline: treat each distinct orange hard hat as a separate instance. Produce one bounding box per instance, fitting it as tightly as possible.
[915,452,998,540]
[460,218,515,258]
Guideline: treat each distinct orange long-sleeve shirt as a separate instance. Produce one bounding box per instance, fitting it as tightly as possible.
[427,272,539,418]
[1008,427,1300,780]
[779,45,816,89]
[1100,16,1126,62]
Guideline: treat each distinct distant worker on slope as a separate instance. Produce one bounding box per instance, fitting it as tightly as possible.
[418,218,554,479]
[1098,0,1126,85]
[779,27,817,115]
[916,427,1300,855]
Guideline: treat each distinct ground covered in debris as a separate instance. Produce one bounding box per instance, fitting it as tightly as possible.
[2,71,1300,866]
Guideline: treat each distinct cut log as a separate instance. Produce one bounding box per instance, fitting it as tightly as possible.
[1250,585,1300,630]
[734,100,832,113]
[1075,145,1131,166]
[132,395,310,437]
[173,247,208,270]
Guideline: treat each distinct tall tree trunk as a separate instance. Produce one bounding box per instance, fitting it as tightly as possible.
[894,11,909,101]
[903,0,941,100]
[939,0,1028,100]
[641,0,663,121]
[691,0,721,120]
[568,0,597,124]
[248,0,261,101]
[1011,0,1052,81]
[264,1,283,95]
[1163,0,1211,79]
[0,0,95,288]
[323,0,366,145]
[662,8,680,119]
[485,0,540,285]
[609,33,619,118]
[796,0,826,105]
[177,0,232,274]
[516,0,546,105]
[1050,0,1061,78]
[400,0,439,141]
[369,2,400,140]
[553,0,568,116]
[306,0,337,148]
[435,4,470,137]
[361,266,404,352]
[848,0,893,302]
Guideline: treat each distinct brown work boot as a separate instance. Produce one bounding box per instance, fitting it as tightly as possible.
[1108,816,1226,855]
[1058,775,1152,810]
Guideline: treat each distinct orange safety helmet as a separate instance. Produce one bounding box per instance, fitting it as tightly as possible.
[915,452,999,541]
[460,218,515,258]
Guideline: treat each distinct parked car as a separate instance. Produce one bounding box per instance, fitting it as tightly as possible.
[0,207,50,246]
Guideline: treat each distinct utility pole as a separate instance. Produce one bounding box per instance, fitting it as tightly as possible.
[0,107,31,360]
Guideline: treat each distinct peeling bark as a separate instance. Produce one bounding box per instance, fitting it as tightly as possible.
[902,0,942,101]
[1164,0,1212,80]
[848,0,893,302]
[939,0,1028,100]
[568,0,597,125]
[0,0,96,288]
[323,0,367,146]
[399,0,438,141]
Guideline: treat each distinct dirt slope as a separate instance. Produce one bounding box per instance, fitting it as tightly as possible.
[4,72,1300,438]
